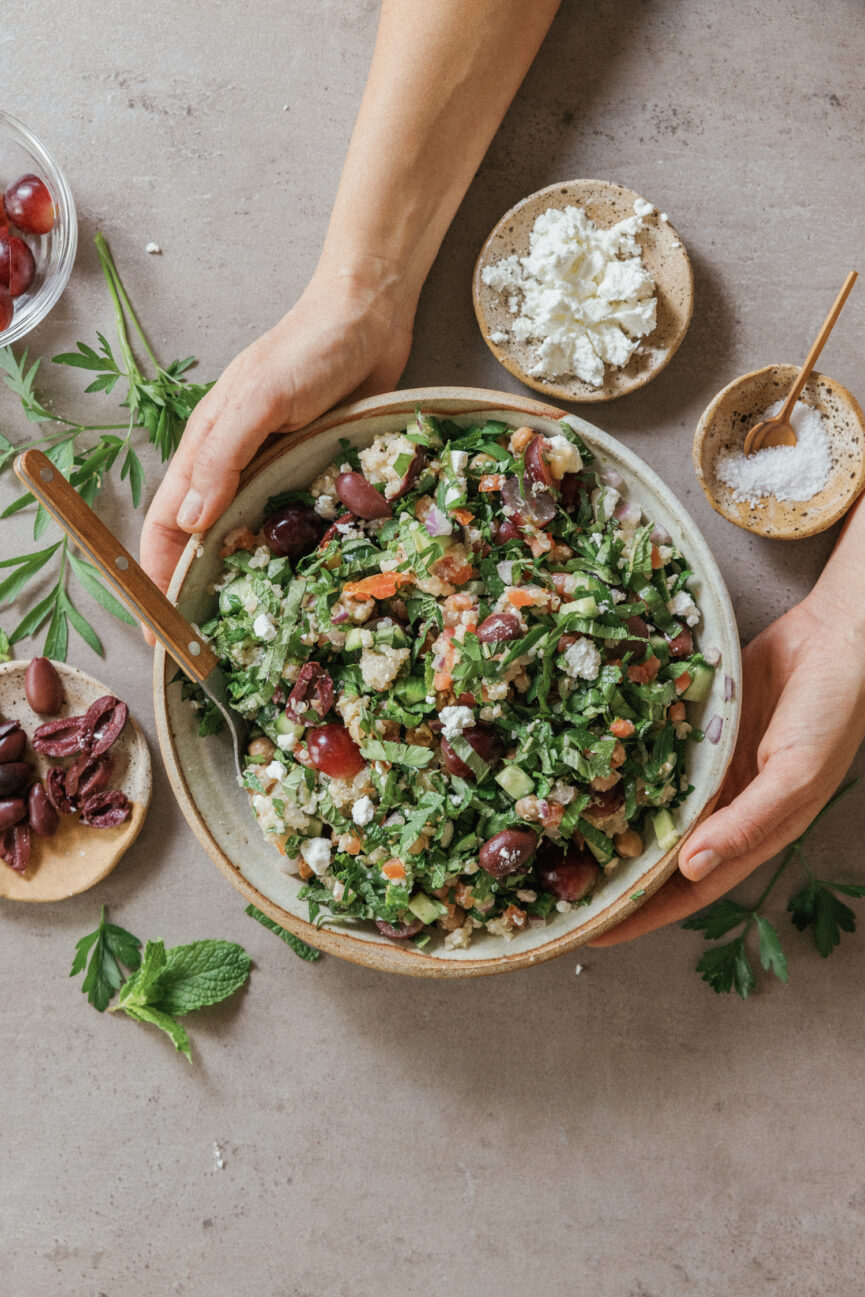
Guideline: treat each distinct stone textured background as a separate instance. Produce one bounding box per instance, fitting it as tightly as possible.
[1,2,864,1293]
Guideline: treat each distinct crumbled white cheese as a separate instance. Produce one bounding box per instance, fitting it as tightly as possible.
[252,612,278,642]
[247,546,271,570]
[668,590,700,627]
[633,197,654,218]
[314,492,339,520]
[351,795,375,827]
[300,837,332,876]
[480,202,657,386]
[610,588,626,603]
[489,330,508,344]
[264,760,287,781]
[562,636,601,680]
[276,733,295,751]
[439,705,475,740]
[544,434,583,479]
[252,794,283,834]
[145,242,162,255]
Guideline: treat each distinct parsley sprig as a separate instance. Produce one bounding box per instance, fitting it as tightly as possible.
[0,233,212,659]
[684,781,863,998]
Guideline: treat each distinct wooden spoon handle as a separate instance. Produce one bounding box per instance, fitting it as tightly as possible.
[780,270,858,420]
[14,448,218,682]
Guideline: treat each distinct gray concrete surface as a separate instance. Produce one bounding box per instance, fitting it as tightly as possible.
[2,2,864,1293]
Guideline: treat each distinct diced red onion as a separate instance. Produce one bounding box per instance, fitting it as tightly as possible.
[705,714,723,744]
[614,501,643,527]
[331,607,350,625]
[602,468,624,489]
[650,523,671,545]
[724,675,734,701]
[702,645,722,666]
[497,560,514,584]
[424,506,453,537]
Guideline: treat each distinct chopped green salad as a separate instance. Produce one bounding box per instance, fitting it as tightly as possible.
[198,413,713,951]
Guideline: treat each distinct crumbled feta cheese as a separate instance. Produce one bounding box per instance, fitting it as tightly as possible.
[252,612,278,642]
[439,705,475,740]
[610,588,626,603]
[252,794,283,834]
[265,760,287,781]
[300,837,332,876]
[633,197,654,218]
[276,734,294,751]
[562,637,601,680]
[544,435,583,478]
[489,330,508,344]
[247,546,271,570]
[145,242,162,255]
[352,795,375,827]
[315,493,339,520]
[556,899,573,913]
[668,590,700,627]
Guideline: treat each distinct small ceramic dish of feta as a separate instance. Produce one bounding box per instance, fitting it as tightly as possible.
[473,179,694,403]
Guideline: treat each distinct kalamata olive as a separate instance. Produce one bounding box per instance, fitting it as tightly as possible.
[24,656,64,715]
[27,783,58,839]
[391,448,428,500]
[79,789,131,828]
[64,751,113,800]
[0,720,20,739]
[306,724,366,779]
[441,725,504,780]
[0,822,30,873]
[285,663,334,724]
[666,627,693,659]
[318,512,355,548]
[524,435,556,490]
[0,725,26,764]
[32,715,85,757]
[494,519,525,545]
[335,471,392,520]
[479,827,539,878]
[375,917,424,940]
[535,844,599,902]
[0,762,31,796]
[559,472,583,512]
[80,695,128,756]
[477,612,523,644]
[263,503,327,559]
[0,797,27,831]
[586,782,625,818]
[46,766,76,815]
[501,475,557,527]
[621,613,651,659]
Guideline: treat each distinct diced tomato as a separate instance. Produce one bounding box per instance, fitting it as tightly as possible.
[382,859,406,881]
[452,508,474,525]
[627,655,661,685]
[674,671,691,695]
[651,544,663,570]
[478,474,505,492]
[343,571,414,600]
[434,555,476,586]
[610,718,635,739]
[507,588,537,608]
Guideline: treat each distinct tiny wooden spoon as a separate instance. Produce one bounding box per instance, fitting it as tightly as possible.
[744,270,857,456]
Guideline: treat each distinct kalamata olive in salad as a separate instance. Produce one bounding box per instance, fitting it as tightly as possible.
[334,471,393,520]
[263,503,327,560]
[27,783,58,839]
[0,762,31,796]
[306,723,366,779]
[621,613,651,658]
[390,448,428,500]
[585,781,625,819]
[4,175,55,235]
[666,627,693,658]
[440,725,503,780]
[479,827,539,878]
[24,656,64,716]
[476,611,523,643]
[0,797,27,832]
[534,844,599,902]
[375,917,424,940]
[285,663,334,724]
[0,725,27,764]
[523,434,556,490]
[0,229,36,297]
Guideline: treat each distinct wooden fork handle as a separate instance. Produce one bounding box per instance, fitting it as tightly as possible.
[780,270,858,420]
[14,448,219,682]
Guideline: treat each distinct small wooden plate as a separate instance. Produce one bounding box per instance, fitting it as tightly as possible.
[472,179,694,403]
[693,365,865,539]
[0,660,151,902]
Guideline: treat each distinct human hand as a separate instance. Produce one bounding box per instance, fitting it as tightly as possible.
[140,265,414,599]
[592,595,865,945]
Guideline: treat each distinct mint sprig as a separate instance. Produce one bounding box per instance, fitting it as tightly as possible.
[245,903,322,962]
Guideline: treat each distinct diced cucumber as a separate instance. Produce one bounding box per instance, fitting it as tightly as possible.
[495,764,534,800]
[395,675,428,705]
[218,576,254,615]
[683,663,714,702]
[275,714,303,740]
[560,595,599,618]
[344,627,366,652]
[653,808,680,852]
[374,622,408,649]
[407,892,446,924]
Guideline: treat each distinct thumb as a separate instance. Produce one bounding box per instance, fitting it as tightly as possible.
[678,752,825,882]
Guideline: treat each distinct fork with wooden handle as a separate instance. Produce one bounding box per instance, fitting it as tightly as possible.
[14,447,249,780]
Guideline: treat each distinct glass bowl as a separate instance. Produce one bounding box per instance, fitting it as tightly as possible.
[0,109,77,345]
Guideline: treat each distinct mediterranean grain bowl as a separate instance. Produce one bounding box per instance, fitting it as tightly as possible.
[156,391,740,976]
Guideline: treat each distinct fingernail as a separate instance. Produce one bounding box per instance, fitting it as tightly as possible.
[686,848,723,880]
[177,489,203,529]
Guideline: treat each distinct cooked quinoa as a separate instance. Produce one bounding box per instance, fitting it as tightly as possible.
[197,414,713,951]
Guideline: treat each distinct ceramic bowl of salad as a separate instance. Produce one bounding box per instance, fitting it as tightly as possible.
[153,387,740,977]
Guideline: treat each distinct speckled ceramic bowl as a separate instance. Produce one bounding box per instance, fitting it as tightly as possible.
[473,180,694,403]
[694,366,865,539]
[0,660,151,902]
[154,388,740,977]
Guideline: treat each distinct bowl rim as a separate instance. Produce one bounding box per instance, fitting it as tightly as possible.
[472,178,695,404]
[0,108,78,346]
[154,386,740,977]
[693,364,865,539]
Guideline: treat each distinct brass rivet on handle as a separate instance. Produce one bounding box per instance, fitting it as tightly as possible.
[40,466,53,482]
[189,641,201,657]
[115,555,129,571]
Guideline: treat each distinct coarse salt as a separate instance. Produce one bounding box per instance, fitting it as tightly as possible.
[716,400,832,505]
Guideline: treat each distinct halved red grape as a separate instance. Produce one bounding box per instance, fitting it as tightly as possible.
[4,174,55,235]
[0,284,11,332]
[479,827,539,878]
[440,725,503,779]
[501,475,557,527]
[524,435,556,490]
[375,917,424,940]
[494,519,525,545]
[0,230,36,297]
[306,724,365,779]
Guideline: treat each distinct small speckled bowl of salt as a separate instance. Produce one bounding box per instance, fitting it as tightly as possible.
[694,365,865,539]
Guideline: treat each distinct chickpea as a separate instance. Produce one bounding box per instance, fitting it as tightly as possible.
[247,735,276,761]
[438,904,467,932]
[590,770,622,793]
[615,828,644,858]
[509,425,536,455]
[611,741,627,769]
